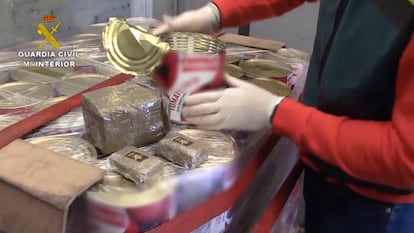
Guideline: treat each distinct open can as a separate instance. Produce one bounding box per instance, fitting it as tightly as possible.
[102,18,227,123]
[153,32,226,123]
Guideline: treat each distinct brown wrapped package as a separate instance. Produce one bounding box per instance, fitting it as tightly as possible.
[109,146,164,184]
[158,132,209,169]
[82,82,170,156]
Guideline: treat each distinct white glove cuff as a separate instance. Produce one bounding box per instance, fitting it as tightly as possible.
[206,2,221,32]
[267,96,285,126]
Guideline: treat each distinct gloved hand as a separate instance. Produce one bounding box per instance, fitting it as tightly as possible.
[182,74,284,131]
[152,3,220,35]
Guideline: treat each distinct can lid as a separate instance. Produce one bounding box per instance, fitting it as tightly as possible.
[26,136,98,163]
[55,73,108,96]
[246,77,292,97]
[0,82,53,109]
[88,180,176,207]
[240,59,292,78]
[0,114,24,130]
[103,17,170,76]
[31,96,67,113]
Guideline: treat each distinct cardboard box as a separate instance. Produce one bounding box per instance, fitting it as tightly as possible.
[0,140,104,233]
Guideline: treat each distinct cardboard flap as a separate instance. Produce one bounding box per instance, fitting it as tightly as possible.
[0,139,104,210]
[219,33,285,51]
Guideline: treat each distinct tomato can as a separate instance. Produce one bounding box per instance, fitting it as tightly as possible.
[153,32,226,123]
[86,178,176,233]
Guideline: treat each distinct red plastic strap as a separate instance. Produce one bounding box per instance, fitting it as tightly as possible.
[0,73,132,149]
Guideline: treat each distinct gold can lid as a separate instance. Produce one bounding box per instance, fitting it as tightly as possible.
[240,59,292,78]
[246,77,292,97]
[226,64,244,78]
[26,136,98,163]
[103,17,170,76]
[0,82,54,109]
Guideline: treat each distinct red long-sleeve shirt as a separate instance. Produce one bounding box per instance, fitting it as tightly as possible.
[213,0,414,203]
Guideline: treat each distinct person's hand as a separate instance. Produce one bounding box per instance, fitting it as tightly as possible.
[152,3,220,35]
[182,74,284,131]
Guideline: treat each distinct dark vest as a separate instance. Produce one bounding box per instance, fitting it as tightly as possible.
[304,0,414,120]
[303,0,414,194]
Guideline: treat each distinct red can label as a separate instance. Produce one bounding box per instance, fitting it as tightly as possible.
[153,51,226,123]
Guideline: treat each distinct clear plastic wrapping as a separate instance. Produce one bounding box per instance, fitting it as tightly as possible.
[158,131,209,169]
[81,82,170,156]
[109,146,164,185]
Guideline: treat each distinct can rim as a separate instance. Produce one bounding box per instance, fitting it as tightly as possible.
[0,82,53,109]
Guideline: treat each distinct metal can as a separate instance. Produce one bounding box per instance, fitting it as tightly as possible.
[240,59,292,79]
[0,82,54,115]
[0,114,24,130]
[153,32,226,123]
[25,136,98,162]
[86,178,177,233]
[9,69,57,84]
[55,73,108,96]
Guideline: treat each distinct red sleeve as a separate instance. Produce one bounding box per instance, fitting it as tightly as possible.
[212,0,317,28]
[272,33,414,190]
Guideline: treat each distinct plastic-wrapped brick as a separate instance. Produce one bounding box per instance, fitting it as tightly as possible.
[109,146,164,184]
[158,131,209,169]
[82,82,170,156]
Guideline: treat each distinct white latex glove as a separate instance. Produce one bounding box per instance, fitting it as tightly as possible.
[152,3,220,35]
[182,75,284,131]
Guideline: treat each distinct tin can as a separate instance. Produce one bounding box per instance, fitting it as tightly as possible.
[56,73,108,96]
[0,82,54,115]
[240,59,292,79]
[86,179,177,233]
[26,136,98,162]
[0,114,24,130]
[31,96,67,113]
[246,77,292,97]
[102,18,227,123]
[10,69,58,84]
[153,32,226,123]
